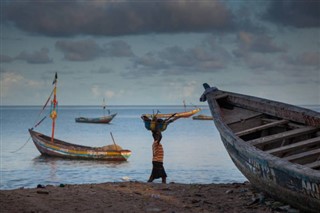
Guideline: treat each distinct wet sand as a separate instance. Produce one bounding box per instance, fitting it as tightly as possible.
[0,181,294,213]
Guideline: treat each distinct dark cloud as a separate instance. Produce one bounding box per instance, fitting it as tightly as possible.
[0,54,14,63]
[15,47,52,64]
[55,39,133,61]
[55,39,103,61]
[263,1,320,28]
[103,40,134,57]
[133,52,168,70]
[3,0,235,36]
[128,35,230,78]
[233,31,286,57]
[282,51,320,67]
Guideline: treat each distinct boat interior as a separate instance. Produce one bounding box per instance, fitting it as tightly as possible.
[216,97,320,171]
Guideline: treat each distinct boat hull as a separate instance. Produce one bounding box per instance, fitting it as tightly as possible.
[29,129,131,161]
[75,113,117,124]
[201,84,320,213]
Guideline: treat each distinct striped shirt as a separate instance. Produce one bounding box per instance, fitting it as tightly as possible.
[152,141,164,162]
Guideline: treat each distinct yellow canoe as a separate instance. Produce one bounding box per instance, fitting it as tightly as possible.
[142,108,201,119]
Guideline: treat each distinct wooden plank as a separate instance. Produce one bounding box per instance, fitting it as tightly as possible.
[303,160,320,169]
[214,93,228,99]
[267,136,320,155]
[236,119,289,137]
[248,126,318,147]
[283,148,320,162]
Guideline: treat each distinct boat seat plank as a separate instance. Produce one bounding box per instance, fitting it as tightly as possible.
[214,93,228,99]
[224,107,263,125]
[303,160,320,169]
[283,148,320,162]
[267,136,320,155]
[248,126,318,147]
[236,119,289,137]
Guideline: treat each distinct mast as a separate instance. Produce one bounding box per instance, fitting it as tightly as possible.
[103,98,106,116]
[50,73,58,143]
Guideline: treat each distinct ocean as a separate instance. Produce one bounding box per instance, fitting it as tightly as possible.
[1,105,319,190]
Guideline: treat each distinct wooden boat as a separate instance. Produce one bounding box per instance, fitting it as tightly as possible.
[200,83,320,213]
[192,114,213,120]
[75,98,117,124]
[142,108,201,119]
[29,129,131,161]
[75,113,117,124]
[29,73,131,161]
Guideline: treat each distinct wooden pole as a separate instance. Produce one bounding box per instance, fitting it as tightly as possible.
[110,132,119,151]
[51,73,58,143]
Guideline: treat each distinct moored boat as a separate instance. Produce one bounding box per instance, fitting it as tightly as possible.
[29,129,131,161]
[75,113,117,124]
[29,73,131,161]
[200,83,320,213]
[192,114,213,120]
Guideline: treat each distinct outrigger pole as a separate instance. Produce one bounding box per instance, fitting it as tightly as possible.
[50,73,58,143]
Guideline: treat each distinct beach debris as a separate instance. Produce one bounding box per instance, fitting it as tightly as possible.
[225,189,233,194]
[146,207,162,212]
[36,190,49,194]
[151,194,160,199]
[121,176,130,181]
[36,184,45,189]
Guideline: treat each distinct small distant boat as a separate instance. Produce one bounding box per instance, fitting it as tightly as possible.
[192,114,213,120]
[75,113,117,124]
[29,73,131,161]
[142,108,201,119]
[75,98,117,124]
[200,83,320,212]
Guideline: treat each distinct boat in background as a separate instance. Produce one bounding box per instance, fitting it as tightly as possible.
[29,73,131,161]
[192,114,213,120]
[200,83,320,213]
[75,98,117,124]
[75,113,117,124]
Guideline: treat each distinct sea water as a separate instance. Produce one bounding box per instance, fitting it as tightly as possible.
[1,105,319,190]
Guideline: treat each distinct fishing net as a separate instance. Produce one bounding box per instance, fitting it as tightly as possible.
[102,144,123,151]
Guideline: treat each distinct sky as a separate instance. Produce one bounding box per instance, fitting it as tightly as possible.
[1,0,319,106]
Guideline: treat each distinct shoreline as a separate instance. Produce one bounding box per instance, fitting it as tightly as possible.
[0,181,297,213]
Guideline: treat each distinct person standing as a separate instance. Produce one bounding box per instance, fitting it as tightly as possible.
[148,130,167,183]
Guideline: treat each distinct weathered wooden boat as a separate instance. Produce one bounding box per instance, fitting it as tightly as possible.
[75,113,117,124]
[29,73,131,161]
[142,108,201,119]
[192,114,213,120]
[200,83,320,213]
[29,129,131,161]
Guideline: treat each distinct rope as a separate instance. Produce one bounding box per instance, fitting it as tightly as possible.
[11,136,31,153]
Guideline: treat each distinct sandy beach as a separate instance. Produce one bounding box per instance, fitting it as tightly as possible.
[0,181,297,213]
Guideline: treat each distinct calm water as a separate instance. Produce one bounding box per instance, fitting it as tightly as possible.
[1,105,319,190]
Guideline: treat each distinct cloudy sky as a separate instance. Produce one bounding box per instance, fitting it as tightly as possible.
[1,0,319,106]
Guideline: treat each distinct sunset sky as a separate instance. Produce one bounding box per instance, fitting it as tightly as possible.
[1,0,319,106]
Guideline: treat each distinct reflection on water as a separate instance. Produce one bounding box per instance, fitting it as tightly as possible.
[33,155,129,167]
